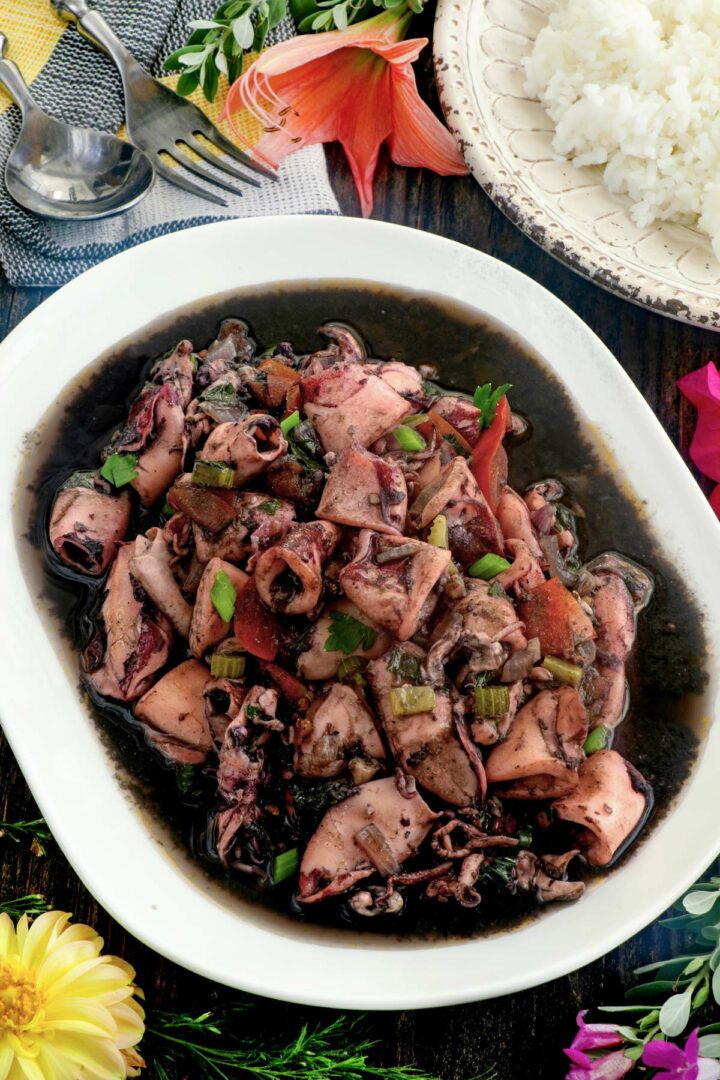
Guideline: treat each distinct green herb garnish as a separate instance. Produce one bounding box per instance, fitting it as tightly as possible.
[468,553,511,579]
[202,382,241,403]
[324,612,377,656]
[272,847,299,884]
[258,499,282,514]
[210,570,237,623]
[100,452,138,488]
[0,894,51,919]
[392,425,427,452]
[0,817,51,857]
[473,382,512,429]
[386,646,422,684]
[280,410,301,436]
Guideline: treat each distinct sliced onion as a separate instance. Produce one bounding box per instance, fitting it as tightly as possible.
[354,824,400,877]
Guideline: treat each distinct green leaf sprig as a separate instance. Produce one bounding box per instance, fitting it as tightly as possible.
[0,894,52,919]
[324,611,377,655]
[289,0,424,33]
[164,0,288,101]
[100,452,139,488]
[584,877,720,1065]
[0,816,51,857]
[473,383,512,430]
[143,1008,452,1080]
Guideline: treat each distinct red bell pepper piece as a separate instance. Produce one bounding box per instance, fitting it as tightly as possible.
[518,578,595,660]
[471,395,511,512]
[261,662,313,711]
[233,579,279,660]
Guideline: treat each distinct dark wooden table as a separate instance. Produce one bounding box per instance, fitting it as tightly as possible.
[1,133,718,1080]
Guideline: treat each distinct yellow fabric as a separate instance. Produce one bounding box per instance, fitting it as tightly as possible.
[0,1,260,148]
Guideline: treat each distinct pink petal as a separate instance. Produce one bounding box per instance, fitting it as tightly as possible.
[335,58,393,216]
[388,62,468,175]
[565,1048,593,1067]
[591,1051,636,1078]
[643,1039,689,1069]
[677,362,720,482]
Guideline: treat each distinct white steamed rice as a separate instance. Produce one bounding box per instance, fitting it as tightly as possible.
[523,0,720,257]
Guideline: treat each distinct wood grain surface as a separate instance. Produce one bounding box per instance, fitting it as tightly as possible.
[1,80,718,1079]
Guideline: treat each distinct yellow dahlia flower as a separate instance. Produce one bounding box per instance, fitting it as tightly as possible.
[0,909,145,1079]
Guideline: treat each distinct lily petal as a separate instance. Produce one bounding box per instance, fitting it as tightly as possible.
[388,62,468,175]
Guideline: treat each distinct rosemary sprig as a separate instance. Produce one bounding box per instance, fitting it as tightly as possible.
[164,0,288,101]
[143,1010,451,1080]
[0,816,52,856]
[0,894,52,919]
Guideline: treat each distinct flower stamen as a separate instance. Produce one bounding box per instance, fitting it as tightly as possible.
[0,962,45,1033]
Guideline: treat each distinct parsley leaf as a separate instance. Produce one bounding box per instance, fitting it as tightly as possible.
[210,570,237,623]
[100,452,139,487]
[324,612,377,655]
[473,382,512,429]
[386,645,422,684]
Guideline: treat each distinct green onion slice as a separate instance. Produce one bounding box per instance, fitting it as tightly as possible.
[428,514,449,549]
[210,570,237,623]
[191,459,235,488]
[584,725,611,755]
[389,685,436,716]
[280,410,301,436]
[392,425,427,452]
[272,847,300,884]
[474,685,510,717]
[516,826,533,848]
[542,655,583,688]
[210,653,246,679]
[468,553,511,579]
[404,413,430,428]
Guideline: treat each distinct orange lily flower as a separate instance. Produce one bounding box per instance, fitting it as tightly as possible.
[222,9,468,215]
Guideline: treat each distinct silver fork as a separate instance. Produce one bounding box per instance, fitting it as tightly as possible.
[51,0,276,206]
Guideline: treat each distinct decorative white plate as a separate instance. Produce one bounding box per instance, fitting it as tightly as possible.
[0,216,718,1009]
[433,0,720,329]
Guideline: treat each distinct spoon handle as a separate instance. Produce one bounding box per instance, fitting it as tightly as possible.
[0,35,40,118]
[50,0,140,83]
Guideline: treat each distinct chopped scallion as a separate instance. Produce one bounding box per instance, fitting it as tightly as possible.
[584,725,611,754]
[210,653,246,679]
[280,410,301,436]
[210,570,237,623]
[428,514,449,549]
[337,655,368,686]
[392,425,427,452]
[191,459,235,488]
[468,553,511,579]
[517,826,533,848]
[542,655,583,688]
[404,413,430,428]
[389,685,436,716]
[272,847,299,884]
[474,685,510,717]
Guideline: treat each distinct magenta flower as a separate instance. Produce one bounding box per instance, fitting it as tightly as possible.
[564,1012,634,1078]
[642,1030,720,1079]
[565,1049,635,1079]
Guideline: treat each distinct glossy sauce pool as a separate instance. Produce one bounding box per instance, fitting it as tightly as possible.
[18,281,708,939]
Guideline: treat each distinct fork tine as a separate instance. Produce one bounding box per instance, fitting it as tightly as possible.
[153,156,227,207]
[169,147,248,198]
[182,136,260,188]
[193,122,278,181]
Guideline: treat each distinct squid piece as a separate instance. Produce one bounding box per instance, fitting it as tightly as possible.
[108,340,194,506]
[204,676,247,744]
[552,750,651,867]
[430,396,483,448]
[294,683,386,781]
[298,775,438,903]
[429,581,528,675]
[367,645,481,806]
[514,850,585,903]
[485,687,588,799]
[202,415,287,486]
[84,544,173,702]
[304,322,367,371]
[301,361,411,454]
[253,520,341,614]
[495,538,546,593]
[409,457,504,563]
[189,558,249,657]
[49,473,131,576]
[593,572,637,665]
[496,486,544,560]
[296,599,391,681]
[129,528,193,637]
[317,445,407,535]
[134,659,213,765]
[339,530,451,641]
[584,664,628,731]
[199,318,255,382]
[369,361,424,401]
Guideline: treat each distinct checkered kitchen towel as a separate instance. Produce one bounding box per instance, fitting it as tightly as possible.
[0,0,340,286]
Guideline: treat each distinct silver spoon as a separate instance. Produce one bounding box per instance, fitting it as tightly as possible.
[0,31,154,220]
